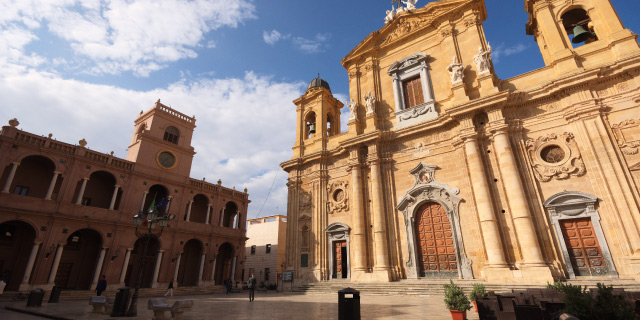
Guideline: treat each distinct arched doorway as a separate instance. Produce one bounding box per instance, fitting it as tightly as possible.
[55,229,102,289]
[414,202,458,278]
[214,243,234,285]
[222,202,238,228]
[326,223,350,279]
[0,221,37,291]
[142,185,169,213]
[178,239,203,286]
[125,238,160,288]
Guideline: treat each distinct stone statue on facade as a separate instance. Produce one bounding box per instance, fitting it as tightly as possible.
[473,44,492,74]
[403,0,418,10]
[347,99,358,120]
[447,56,464,84]
[385,7,396,24]
[364,91,376,115]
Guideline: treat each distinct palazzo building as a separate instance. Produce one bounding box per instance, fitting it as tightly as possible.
[243,215,287,286]
[0,100,249,292]
[280,0,640,285]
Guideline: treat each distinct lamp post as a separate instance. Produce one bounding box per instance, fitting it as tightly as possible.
[126,206,175,317]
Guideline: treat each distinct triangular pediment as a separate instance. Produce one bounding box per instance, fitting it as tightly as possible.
[342,0,484,66]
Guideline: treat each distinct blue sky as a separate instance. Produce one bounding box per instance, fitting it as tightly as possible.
[1,0,639,220]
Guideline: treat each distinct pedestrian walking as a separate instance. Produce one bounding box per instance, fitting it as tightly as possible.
[0,279,6,297]
[248,273,256,302]
[225,279,232,294]
[96,275,107,296]
[164,281,174,297]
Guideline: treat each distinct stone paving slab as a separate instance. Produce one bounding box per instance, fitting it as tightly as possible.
[2,291,480,320]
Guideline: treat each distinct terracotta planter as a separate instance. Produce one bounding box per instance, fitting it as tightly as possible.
[449,310,466,320]
[472,301,478,312]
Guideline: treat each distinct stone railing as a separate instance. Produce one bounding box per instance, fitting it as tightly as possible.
[158,104,194,124]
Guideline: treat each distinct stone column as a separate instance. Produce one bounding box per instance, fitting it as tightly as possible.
[210,254,218,282]
[75,177,89,205]
[230,255,237,281]
[140,191,148,212]
[109,185,120,210]
[463,135,508,267]
[2,162,20,193]
[119,248,133,284]
[349,157,367,272]
[235,211,241,229]
[20,241,42,288]
[185,200,193,221]
[173,253,182,282]
[492,126,545,265]
[166,196,173,212]
[219,209,224,226]
[368,151,390,274]
[197,253,206,286]
[151,250,164,288]
[91,247,107,288]
[45,172,60,200]
[48,245,64,284]
[205,204,212,224]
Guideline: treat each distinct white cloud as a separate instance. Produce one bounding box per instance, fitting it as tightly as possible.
[491,43,530,63]
[292,33,331,53]
[0,69,304,218]
[263,29,289,45]
[0,0,256,76]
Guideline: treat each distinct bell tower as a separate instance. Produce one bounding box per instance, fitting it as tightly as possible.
[126,99,196,178]
[525,0,639,74]
[291,77,343,158]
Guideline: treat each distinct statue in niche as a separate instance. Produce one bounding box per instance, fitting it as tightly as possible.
[403,0,418,10]
[385,7,396,24]
[364,91,376,115]
[473,45,492,74]
[347,99,358,120]
[447,56,464,84]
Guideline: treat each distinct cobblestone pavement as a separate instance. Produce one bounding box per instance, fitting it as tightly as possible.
[2,291,480,319]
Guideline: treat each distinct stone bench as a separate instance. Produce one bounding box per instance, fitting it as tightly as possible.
[104,297,116,315]
[89,296,107,313]
[148,298,193,320]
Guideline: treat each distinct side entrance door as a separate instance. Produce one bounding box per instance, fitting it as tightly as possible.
[333,240,347,279]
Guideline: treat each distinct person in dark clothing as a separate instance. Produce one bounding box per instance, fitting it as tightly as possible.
[96,275,107,296]
[225,279,232,294]
[248,274,256,302]
[164,281,174,297]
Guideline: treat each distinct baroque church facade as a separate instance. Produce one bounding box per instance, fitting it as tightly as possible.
[0,101,249,292]
[280,0,640,285]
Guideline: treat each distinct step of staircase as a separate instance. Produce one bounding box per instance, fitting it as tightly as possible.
[292,278,640,296]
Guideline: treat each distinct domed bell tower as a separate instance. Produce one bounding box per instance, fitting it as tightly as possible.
[526,0,639,75]
[291,77,343,158]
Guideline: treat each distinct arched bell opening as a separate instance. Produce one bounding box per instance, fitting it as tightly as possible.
[561,8,597,47]
[125,237,161,288]
[214,242,235,285]
[178,239,203,286]
[304,111,317,139]
[55,229,102,290]
[0,220,37,291]
[222,201,239,228]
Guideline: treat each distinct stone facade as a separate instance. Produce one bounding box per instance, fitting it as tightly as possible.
[0,100,249,292]
[243,215,287,286]
[281,0,640,285]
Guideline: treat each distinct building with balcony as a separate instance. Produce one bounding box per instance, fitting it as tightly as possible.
[243,215,286,287]
[0,100,249,292]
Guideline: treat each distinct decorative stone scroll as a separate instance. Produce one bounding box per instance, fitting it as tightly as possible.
[611,119,640,155]
[526,132,586,182]
[327,180,349,214]
[396,162,473,280]
[543,191,618,279]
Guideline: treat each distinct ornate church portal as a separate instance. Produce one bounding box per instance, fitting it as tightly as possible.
[415,202,458,277]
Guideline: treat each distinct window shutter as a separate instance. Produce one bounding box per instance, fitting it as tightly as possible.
[402,77,424,108]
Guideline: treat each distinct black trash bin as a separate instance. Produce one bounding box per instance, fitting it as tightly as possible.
[338,287,360,320]
[48,286,62,303]
[27,288,45,307]
[110,287,131,317]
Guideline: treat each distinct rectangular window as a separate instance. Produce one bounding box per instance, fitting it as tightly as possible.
[266,244,271,254]
[251,245,256,254]
[13,186,29,196]
[402,76,424,109]
[301,254,308,267]
[264,268,270,281]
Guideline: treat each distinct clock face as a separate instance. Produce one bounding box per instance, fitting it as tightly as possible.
[157,151,176,169]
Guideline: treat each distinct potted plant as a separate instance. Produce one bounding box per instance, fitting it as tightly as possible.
[469,283,487,312]
[444,280,471,320]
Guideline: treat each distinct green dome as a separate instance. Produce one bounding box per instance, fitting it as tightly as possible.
[307,77,331,92]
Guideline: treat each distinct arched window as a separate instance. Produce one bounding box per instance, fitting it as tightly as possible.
[305,112,316,139]
[163,126,180,144]
[562,8,597,47]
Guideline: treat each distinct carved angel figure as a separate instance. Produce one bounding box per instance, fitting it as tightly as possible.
[403,0,418,10]
[447,56,464,84]
[385,8,396,24]
[347,99,358,120]
[473,44,492,74]
[364,91,376,115]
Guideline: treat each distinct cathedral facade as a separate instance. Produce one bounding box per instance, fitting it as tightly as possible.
[281,0,640,285]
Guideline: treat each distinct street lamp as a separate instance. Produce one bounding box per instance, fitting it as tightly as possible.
[126,203,175,317]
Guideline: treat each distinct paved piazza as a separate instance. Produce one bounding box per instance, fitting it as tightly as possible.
[2,292,480,319]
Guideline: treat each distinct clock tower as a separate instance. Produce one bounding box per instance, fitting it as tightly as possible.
[126,99,196,178]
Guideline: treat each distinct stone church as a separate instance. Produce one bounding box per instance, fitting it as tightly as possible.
[280,0,640,285]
